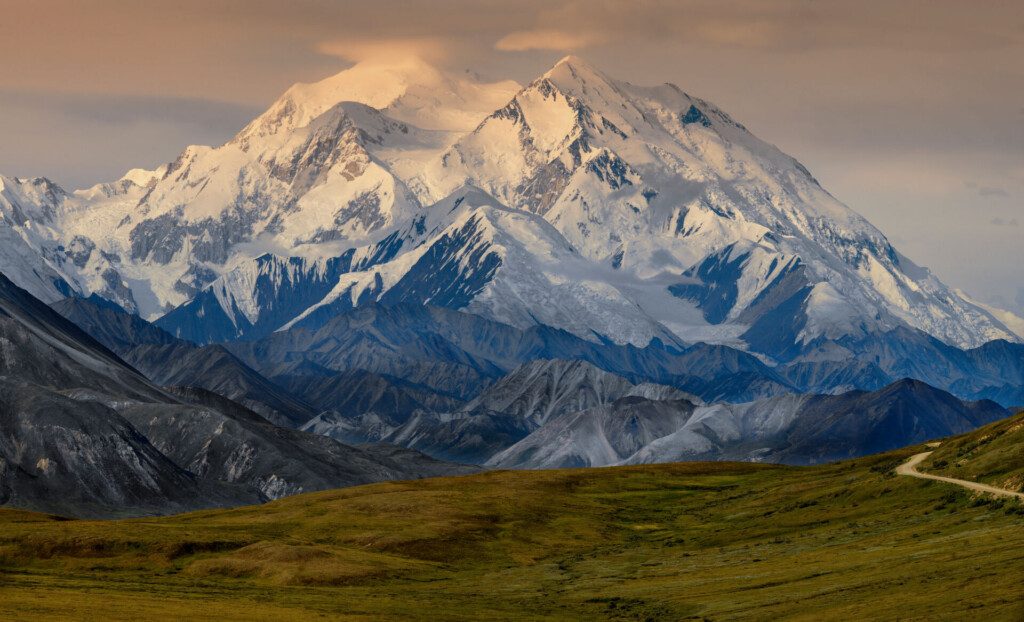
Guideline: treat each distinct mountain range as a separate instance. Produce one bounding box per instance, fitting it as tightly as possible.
[43,294,1011,469]
[0,274,472,517]
[2,56,1020,359]
[1,56,1023,516]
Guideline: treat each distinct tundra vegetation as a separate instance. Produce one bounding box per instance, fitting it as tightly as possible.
[2,429,1023,620]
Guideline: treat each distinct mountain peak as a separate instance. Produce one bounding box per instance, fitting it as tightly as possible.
[543,55,610,86]
[550,55,598,71]
[552,54,588,68]
[289,58,445,109]
[6,56,1020,357]
[121,166,167,188]
[242,59,520,138]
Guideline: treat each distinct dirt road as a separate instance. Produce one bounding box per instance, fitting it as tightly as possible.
[897,451,1024,500]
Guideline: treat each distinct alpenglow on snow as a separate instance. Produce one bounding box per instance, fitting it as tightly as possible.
[0,55,1020,362]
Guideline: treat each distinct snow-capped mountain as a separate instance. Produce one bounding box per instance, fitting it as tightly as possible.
[239,57,521,136]
[0,56,1020,360]
[0,175,79,303]
[411,57,1019,351]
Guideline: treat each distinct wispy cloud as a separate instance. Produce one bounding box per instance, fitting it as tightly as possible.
[316,37,453,64]
[495,29,606,52]
[0,89,260,128]
[966,181,1010,198]
[0,89,260,188]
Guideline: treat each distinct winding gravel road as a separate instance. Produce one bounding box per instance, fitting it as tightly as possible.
[897,450,1024,500]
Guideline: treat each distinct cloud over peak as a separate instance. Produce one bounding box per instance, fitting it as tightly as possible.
[495,28,606,52]
[316,37,452,65]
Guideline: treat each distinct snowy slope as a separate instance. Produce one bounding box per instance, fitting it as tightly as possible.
[271,186,690,346]
[414,56,1022,351]
[0,55,1020,358]
[237,57,520,137]
[0,176,80,303]
[0,62,521,321]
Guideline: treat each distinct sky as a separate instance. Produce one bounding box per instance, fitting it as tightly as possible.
[0,0,1021,313]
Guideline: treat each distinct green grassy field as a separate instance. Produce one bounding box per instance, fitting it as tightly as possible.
[923,410,1024,493]
[1,442,1023,620]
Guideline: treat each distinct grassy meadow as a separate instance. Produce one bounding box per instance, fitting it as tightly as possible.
[1,443,1023,620]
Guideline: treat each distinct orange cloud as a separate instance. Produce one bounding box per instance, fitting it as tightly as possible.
[495,29,607,52]
[316,37,452,64]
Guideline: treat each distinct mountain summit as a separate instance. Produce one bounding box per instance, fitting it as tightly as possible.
[0,56,1020,361]
[239,57,522,140]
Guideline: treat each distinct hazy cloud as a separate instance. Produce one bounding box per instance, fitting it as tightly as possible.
[495,29,606,52]
[0,89,259,188]
[316,37,453,64]
[967,181,1011,198]
[979,187,1011,198]
[0,89,259,129]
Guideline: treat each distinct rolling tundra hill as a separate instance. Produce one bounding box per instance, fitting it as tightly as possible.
[1,423,1022,620]
[922,409,1024,492]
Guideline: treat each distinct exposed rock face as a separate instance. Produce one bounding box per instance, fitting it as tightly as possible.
[488,397,699,469]
[298,359,694,465]
[225,303,792,406]
[461,359,693,428]
[119,343,319,428]
[490,380,1009,469]
[0,274,158,401]
[275,369,464,420]
[51,295,177,351]
[302,409,533,466]
[0,275,474,518]
[52,295,318,428]
[117,387,475,501]
[0,379,251,518]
